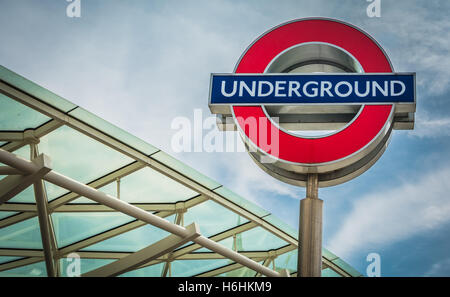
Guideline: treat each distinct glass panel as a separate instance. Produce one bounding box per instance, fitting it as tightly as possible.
[5,146,34,203]
[0,93,51,131]
[238,227,288,251]
[7,185,35,203]
[69,181,116,204]
[219,262,263,277]
[0,211,18,220]
[331,258,361,277]
[38,125,134,200]
[151,151,221,190]
[322,248,339,261]
[68,107,159,156]
[13,144,30,160]
[0,65,77,113]
[171,259,231,277]
[274,250,297,273]
[51,212,136,248]
[194,237,233,253]
[0,261,46,277]
[59,258,115,276]
[43,182,69,202]
[119,263,164,277]
[263,214,298,240]
[322,267,342,277]
[82,214,174,252]
[0,217,42,249]
[183,200,249,238]
[0,256,22,264]
[214,187,269,218]
[105,167,198,203]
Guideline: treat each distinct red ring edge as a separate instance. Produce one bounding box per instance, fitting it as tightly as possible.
[232,19,393,164]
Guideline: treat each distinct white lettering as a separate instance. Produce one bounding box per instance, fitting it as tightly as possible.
[170,117,191,153]
[239,81,256,97]
[258,81,274,97]
[355,81,370,97]
[66,0,81,18]
[320,81,333,97]
[335,81,353,97]
[366,253,381,277]
[221,80,237,97]
[66,253,81,277]
[390,80,406,96]
[372,81,388,97]
[366,0,381,18]
[303,81,318,97]
[275,81,286,97]
[288,81,301,97]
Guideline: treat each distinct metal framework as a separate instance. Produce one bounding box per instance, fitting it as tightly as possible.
[0,65,361,277]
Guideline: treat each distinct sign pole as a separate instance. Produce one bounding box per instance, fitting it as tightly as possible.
[209,18,416,277]
[298,173,323,277]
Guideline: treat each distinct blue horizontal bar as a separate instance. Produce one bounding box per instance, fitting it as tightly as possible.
[210,73,415,105]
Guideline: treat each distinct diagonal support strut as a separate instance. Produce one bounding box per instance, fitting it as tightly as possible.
[83,223,200,277]
[0,154,51,204]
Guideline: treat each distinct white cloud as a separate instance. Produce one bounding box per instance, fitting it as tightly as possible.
[424,258,450,277]
[175,148,302,203]
[3,2,450,272]
[225,153,302,200]
[408,111,450,138]
[365,2,450,97]
[328,165,450,260]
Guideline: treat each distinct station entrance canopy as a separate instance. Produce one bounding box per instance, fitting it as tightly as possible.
[0,66,360,277]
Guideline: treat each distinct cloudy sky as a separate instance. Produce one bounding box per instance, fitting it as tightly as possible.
[1,0,449,276]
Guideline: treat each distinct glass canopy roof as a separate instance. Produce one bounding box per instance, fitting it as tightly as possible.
[0,65,361,277]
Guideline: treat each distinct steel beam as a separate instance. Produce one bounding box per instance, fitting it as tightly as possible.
[0,75,354,277]
[48,161,146,210]
[322,258,352,277]
[0,166,21,175]
[161,208,186,276]
[57,211,174,257]
[0,203,37,212]
[25,148,57,277]
[0,131,24,142]
[147,221,259,271]
[52,194,206,213]
[0,120,63,153]
[75,245,294,262]
[31,161,57,277]
[0,257,43,273]
[33,179,57,277]
[0,81,297,249]
[256,257,273,277]
[70,222,265,276]
[0,148,280,277]
[0,249,43,257]
[54,203,175,213]
[83,223,201,277]
[0,154,51,204]
[0,212,36,229]
[161,257,171,277]
[196,262,242,277]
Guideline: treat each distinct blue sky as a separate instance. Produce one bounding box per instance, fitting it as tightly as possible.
[1,0,450,276]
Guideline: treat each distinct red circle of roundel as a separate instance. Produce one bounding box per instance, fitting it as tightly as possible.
[232,19,393,164]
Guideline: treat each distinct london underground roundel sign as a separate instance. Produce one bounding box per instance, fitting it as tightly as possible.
[209,18,416,187]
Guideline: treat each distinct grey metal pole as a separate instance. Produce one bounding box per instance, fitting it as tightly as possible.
[33,180,57,277]
[298,173,323,277]
[30,144,57,277]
